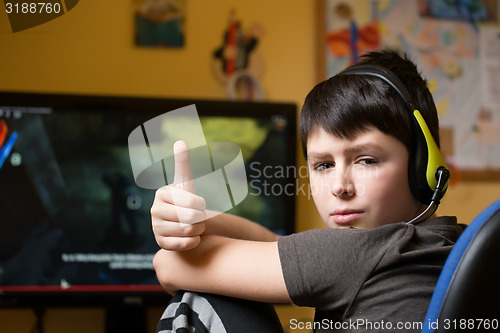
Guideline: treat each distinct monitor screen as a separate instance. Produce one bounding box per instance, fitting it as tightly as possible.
[0,92,297,307]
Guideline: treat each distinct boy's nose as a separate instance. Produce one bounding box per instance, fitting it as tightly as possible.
[331,167,355,197]
[332,182,355,197]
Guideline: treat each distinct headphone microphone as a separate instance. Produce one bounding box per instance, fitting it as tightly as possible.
[337,64,450,224]
[407,166,450,224]
[431,167,450,203]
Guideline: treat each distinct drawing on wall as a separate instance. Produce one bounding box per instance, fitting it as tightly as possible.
[320,0,500,175]
[326,2,380,67]
[212,9,265,101]
[134,0,186,48]
[419,0,498,22]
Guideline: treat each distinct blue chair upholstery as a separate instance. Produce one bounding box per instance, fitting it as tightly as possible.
[422,199,500,333]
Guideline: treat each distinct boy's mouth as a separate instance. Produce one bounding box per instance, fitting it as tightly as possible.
[330,209,364,225]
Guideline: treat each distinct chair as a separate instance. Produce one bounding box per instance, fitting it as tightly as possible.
[422,199,500,333]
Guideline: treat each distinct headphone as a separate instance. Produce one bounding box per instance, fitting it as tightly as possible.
[338,64,450,224]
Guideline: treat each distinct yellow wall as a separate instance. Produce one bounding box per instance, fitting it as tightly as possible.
[0,0,315,101]
[0,1,317,332]
[0,1,498,332]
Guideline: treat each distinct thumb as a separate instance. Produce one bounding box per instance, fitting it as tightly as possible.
[173,140,196,193]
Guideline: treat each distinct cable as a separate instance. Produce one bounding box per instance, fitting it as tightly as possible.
[407,201,439,225]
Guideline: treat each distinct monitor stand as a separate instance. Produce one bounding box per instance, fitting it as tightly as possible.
[105,306,148,333]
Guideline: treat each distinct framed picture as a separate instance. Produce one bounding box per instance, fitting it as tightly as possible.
[134,0,186,48]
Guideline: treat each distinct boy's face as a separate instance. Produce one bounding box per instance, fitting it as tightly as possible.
[306,126,424,229]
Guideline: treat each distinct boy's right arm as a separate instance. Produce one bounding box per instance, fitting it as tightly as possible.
[151,141,289,302]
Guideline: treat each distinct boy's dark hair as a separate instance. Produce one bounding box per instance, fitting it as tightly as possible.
[299,50,440,159]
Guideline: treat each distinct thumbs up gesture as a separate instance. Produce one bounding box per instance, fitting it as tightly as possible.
[172,140,196,193]
[151,141,207,251]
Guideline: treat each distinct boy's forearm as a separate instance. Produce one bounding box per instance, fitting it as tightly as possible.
[203,211,279,242]
[153,235,289,303]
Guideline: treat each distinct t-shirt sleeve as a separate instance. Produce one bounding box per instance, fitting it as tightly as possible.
[277,227,407,311]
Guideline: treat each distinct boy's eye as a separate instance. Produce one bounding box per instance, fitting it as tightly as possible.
[358,158,378,166]
[314,162,334,171]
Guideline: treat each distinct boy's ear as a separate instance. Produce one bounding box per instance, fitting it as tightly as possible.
[337,64,449,205]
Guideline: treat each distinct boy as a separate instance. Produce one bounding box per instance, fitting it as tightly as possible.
[151,50,464,332]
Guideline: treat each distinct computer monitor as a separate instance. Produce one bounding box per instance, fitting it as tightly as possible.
[0,92,297,308]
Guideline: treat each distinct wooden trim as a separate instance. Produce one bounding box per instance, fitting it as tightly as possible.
[316,0,326,84]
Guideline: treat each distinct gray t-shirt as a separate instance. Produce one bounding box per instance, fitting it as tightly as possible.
[278,216,464,332]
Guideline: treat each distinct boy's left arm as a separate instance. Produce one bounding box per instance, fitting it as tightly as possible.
[153,235,290,303]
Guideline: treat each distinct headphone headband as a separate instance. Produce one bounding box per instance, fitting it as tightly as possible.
[338,64,415,112]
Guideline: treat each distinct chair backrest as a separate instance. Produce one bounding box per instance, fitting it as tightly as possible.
[422,199,500,333]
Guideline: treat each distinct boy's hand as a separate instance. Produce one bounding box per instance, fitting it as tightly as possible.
[151,141,207,251]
